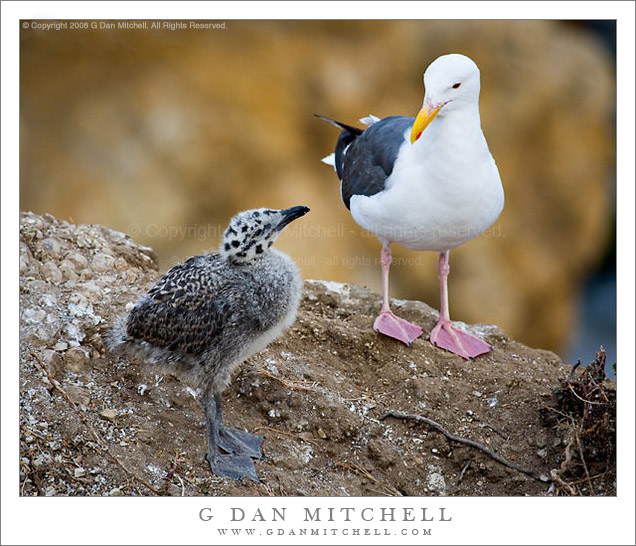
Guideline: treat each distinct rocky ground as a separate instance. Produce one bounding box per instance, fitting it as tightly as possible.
[19,212,616,497]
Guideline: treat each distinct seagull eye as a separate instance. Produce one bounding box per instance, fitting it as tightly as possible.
[452,82,461,89]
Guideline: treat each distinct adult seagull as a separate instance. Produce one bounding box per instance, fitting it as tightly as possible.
[318,53,504,359]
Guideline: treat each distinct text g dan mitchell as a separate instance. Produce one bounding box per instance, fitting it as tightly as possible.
[199,506,452,523]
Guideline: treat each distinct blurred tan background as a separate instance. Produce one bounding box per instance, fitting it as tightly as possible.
[20,20,616,361]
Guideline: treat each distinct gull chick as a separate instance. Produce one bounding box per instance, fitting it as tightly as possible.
[109,206,310,481]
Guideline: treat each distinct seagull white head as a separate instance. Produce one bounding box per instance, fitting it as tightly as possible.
[410,54,481,143]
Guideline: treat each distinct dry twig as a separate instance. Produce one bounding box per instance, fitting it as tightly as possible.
[381,409,549,483]
[574,429,595,495]
[455,460,472,486]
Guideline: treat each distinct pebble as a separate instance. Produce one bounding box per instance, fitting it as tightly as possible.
[54,340,69,352]
[39,237,62,257]
[91,252,116,273]
[40,260,63,283]
[63,346,89,372]
[20,242,33,272]
[40,348,61,368]
[62,323,84,346]
[58,259,78,281]
[65,252,88,269]
[23,307,46,324]
[426,465,447,494]
[65,385,91,407]
[100,408,118,421]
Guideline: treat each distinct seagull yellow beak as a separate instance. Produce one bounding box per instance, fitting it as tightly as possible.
[410,102,443,143]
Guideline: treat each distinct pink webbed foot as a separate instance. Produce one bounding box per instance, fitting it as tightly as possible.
[429,319,491,360]
[373,311,423,346]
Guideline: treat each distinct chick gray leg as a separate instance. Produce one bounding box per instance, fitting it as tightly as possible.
[201,391,259,482]
[215,393,264,459]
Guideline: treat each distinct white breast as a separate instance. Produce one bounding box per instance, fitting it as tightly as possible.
[350,123,504,252]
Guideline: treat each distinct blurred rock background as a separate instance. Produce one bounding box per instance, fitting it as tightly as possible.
[20,20,616,365]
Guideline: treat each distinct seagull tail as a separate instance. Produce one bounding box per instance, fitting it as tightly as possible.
[359,114,380,126]
[314,114,363,136]
[321,153,336,167]
[315,114,365,180]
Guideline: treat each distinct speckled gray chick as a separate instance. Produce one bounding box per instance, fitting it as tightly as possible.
[108,206,310,481]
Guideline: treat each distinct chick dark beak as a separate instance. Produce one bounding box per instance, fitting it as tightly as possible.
[276,206,310,232]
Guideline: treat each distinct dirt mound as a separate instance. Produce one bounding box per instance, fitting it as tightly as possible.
[19,212,616,496]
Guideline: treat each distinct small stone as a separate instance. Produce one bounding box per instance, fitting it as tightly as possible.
[39,237,62,257]
[63,322,84,346]
[472,391,483,398]
[108,486,124,496]
[91,252,116,273]
[537,448,548,459]
[54,340,69,352]
[20,242,33,272]
[74,467,86,478]
[100,408,118,421]
[40,348,61,368]
[40,260,63,283]
[63,346,89,372]
[58,259,78,281]
[66,385,90,407]
[65,252,88,269]
[426,465,447,494]
[23,307,46,324]
[317,427,327,439]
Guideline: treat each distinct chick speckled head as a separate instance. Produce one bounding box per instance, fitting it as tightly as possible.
[220,206,310,264]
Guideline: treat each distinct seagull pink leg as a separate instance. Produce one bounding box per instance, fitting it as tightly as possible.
[373,244,423,346]
[429,251,491,360]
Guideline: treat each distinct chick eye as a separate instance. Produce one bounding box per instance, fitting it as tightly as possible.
[452,82,461,89]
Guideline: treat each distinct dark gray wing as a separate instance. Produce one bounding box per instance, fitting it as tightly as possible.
[341,116,413,209]
[126,254,231,354]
